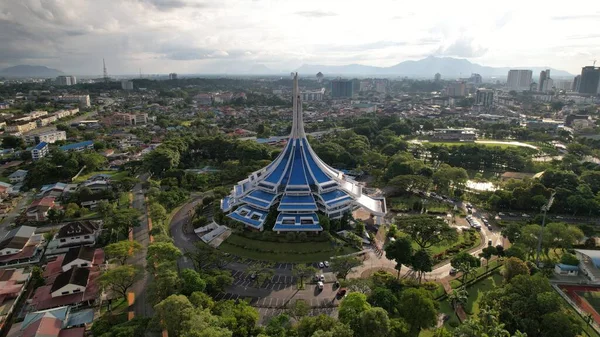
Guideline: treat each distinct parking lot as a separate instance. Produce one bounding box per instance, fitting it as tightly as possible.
[257,306,337,324]
[230,269,337,290]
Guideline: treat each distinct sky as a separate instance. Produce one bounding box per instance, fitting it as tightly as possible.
[1,0,599,75]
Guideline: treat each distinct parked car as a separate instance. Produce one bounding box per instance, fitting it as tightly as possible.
[449,268,457,276]
[336,288,347,298]
[522,214,530,218]
[324,261,330,268]
[482,218,489,225]
[250,273,256,280]
[319,274,325,281]
[488,239,493,246]
[318,262,325,268]
[317,281,324,290]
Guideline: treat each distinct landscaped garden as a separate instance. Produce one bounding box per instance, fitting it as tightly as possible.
[217,232,359,263]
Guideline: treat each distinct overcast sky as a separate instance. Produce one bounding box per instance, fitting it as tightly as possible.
[1,0,599,75]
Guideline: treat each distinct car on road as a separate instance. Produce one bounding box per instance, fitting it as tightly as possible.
[318,262,325,268]
[336,288,347,299]
[498,212,505,216]
[556,216,564,219]
[487,224,493,231]
[317,281,324,290]
[522,214,530,218]
[508,213,518,217]
[319,274,325,281]
[482,218,489,225]
[449,268,457,276]
[324,261,330,268]
[488,239,493,246]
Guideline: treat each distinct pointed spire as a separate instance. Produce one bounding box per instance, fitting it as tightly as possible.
[291,73,305,139]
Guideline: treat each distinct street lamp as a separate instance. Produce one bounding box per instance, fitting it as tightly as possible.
[536,192,556,268]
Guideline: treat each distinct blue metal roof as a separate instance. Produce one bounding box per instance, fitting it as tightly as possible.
[249,190,277,202]
[274,213,321,231]
[278,204,318,211]
[288,143,309,186]
[281,195,315,204]
[228,212,262,228]
[556,263,579,271]
[264,141,293,184]
[33,142,48,150]
[301,139,330,184]
[241,196,271,209]
[60,140,94,151]
[321,189,348,202]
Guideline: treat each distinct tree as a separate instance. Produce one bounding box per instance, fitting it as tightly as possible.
[99,265,143,299]
[560,253,579,266]
[329,255,362,279]
[266,314,291,337]
[64,203,81,218]
[189,291,215,310]
[146,242,182,269]
[395,215,457,249]
[410,249,433,283]
[367,287,400,316]
[212,300,259,337]
[292,264,318,288]
[148,268,181,305]
[338,293,371,332]
[180,269,207,296]
[30,266,45,289]
[385,236,413,279]
[503,257,529,282]
[2,135,25,149]
[451,252,481,284]
[398,288,437,336]
[246,262,275,287]
[288,299,311,321]
[104,240,142,265]
[447,287,468,317]
[358,307,390,337]
[479,246,497,272]
[149,202,168,226]
[154,295,195,337]
[105,208,141,240]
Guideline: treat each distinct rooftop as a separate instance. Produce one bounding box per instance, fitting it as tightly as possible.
[59,141,94,152]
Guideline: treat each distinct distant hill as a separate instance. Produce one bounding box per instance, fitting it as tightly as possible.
[296,56,574,78]
[0,65,64,78]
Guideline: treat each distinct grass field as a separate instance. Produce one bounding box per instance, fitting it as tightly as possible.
[388,196,451,213]
[218,233,358,263]
[462,273,503,316]
[73,170,130,183]
[427,141,520,149]
[395,229,477,256]
[450,259,503,289]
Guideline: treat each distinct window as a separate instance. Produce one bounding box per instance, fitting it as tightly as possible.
[60,239,66,243]
[80,263,88,267]
[61,291,69,295]
[84,235,90,239]
[73,289,81,293]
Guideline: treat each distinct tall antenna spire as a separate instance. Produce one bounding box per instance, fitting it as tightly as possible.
[291,73,305,139]
[103,58,109,83]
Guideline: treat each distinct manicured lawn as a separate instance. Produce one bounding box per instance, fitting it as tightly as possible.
[218,233,359,263]
[461,273,503,316]
[395,229,478,256]
[427,141,519,149]
[450,259,503,289]
[73,170,130,183]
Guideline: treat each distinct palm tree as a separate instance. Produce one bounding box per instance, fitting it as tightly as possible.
[448,287,468,317]
[458,262,477,285]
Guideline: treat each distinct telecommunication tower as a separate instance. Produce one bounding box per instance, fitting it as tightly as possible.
[103,58,109,83]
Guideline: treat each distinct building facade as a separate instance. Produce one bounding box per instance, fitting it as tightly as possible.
[56,76,77,86]
[506,69,532,92]
[330,79,353,98]
[30,130,67,144]
[121,80,134,90]
[221,74,386,233]
[446,81,466,97]
[476,89,494,107]
[579,66,600,95]
[301,88,325,101]
[31,142,49,161]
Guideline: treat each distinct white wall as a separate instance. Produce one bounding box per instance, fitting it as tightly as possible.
[51,284,86,298]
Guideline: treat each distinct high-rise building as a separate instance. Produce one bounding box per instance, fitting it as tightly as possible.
[446,81,466,97]
[375,81,386,93]
[330,79,353,98]
[506,70,532,92]
[476,89,494,107]
[169,73,178,80]
[538,69,551,92]
[469,73,482,84]
[121,80,134,90]
[55,76,77,86]
[220,73,386,232]
[434,73,441,82]
[572,75,581,92]
[578,66,600,95]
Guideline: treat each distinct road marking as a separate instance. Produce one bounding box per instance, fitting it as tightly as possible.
[268,298,273,307]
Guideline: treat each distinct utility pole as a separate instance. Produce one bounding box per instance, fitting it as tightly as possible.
[536,192,556,268]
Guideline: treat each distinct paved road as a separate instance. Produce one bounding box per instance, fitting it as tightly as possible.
[0,193,32,238]
[169,194,204,271]
[129,173,153,317]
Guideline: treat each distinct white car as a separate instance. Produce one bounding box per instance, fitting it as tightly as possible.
[320,274,325,281]
[317,281,324,290]
[318,262,325,268]
[324,261,330,268]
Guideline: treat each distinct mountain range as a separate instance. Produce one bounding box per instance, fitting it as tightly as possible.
[295,56,574,78]
[0,65,64,78]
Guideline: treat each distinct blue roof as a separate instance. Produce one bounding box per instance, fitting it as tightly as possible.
[221,196,232,211]
[288,143,309,186]
[556,263,579,271]
[264,141,293,184]
[228,205,268,229]
[274,213,321,231]
[280,195,315,204]
[67,308,95,326]
[33,142,48,150]
[60,140,94,151]
[248,190,277,202]
[228,212,262,228]
[321,189,348,202]
[301,139,331,184]
[241,196,271,209]
[278,203,318,211]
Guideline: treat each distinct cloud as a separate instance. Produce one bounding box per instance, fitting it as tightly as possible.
[435,38,487,58]
[140,0,213,11]
[294,10,336,18]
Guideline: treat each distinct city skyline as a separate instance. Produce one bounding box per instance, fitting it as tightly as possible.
[0,0,599,75]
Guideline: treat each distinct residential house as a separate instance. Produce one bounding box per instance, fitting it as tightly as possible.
[59,141,94,153]
[0,226,44,268]
[7,306,93,337]
[38,183,77,199]
[25,197,57,221]
[79,180,109,193]
[0,268,30,334]
[54,221,102,248]
[8,170,28,184]
[30,266,100,311]
[43,247,104,283]
[31,142,49,161]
